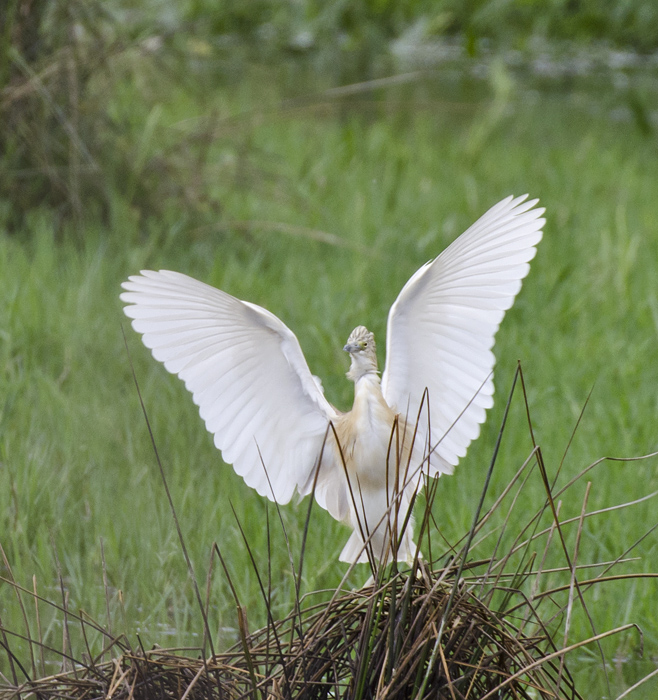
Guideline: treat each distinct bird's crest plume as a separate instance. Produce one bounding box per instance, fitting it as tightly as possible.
[347,326,375,351]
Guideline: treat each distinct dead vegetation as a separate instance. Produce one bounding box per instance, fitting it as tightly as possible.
[2,367,657,699]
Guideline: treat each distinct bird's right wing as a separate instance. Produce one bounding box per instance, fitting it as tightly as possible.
[121,270,339,504]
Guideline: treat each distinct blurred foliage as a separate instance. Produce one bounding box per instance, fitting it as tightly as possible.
[0,0,226,236]
[1,0,657,235]
[180,0,658,55]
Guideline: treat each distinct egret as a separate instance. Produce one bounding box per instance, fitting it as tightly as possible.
[121,194,544,564]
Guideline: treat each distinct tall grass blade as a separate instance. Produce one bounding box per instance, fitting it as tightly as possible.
[122,326,216,659]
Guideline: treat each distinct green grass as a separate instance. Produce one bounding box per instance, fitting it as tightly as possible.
[1,68,658,695]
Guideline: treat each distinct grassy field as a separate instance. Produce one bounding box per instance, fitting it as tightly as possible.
[2,64,658,694]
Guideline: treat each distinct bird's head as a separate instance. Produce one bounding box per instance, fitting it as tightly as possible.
[344,326,378,382]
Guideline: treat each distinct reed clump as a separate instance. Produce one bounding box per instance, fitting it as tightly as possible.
[0,560,584,699]
[2,368,657,699]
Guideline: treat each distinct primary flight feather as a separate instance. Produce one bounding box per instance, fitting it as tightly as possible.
[121,194,545,564]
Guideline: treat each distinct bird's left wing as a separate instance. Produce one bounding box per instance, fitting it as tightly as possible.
[121,270,339,504]
[381,195,545,479]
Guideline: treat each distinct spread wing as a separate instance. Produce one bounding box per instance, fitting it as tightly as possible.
[381,194,545,477]
[121,270,339,504]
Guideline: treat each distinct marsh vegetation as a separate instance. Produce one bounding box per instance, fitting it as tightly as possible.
[2,2,658,696]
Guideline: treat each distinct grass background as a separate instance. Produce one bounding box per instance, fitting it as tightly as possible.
[2,2,658,695]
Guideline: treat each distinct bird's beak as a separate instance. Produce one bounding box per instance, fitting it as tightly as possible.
[344,343,358,354]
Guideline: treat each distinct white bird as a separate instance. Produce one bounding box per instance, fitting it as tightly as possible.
[121,194,544,565]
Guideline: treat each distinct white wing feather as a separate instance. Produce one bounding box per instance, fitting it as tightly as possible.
[381,195,545,477]
[121,270,339,504]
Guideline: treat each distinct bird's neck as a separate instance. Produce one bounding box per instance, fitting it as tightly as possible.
[348,372,395,448]
[347,358,379,384]
[352,371,383,404]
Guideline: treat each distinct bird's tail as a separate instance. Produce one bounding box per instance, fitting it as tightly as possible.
[338,528,418,565]
[339,531,370,564]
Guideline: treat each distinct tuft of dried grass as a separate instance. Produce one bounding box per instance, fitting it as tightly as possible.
[1,562,584,699]
[3,554,649,699]
[2,366,658,699]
